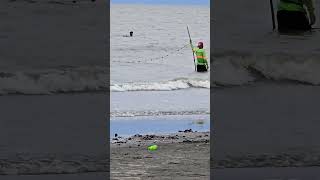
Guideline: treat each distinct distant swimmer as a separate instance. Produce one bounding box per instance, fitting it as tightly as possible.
[123,31,133,37]
[191,42,208,72]
[277,0,316,32]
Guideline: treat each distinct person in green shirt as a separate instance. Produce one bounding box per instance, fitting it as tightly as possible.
[277,0,316,32]
[191,42,208,72]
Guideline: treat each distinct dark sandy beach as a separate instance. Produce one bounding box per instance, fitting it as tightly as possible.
[111,131,210,179]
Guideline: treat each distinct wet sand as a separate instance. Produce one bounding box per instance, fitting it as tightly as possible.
[213,167,320,180]
[0,173,108,180]
[111,131,210,179]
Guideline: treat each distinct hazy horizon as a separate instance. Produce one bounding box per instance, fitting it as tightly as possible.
[111,0,209,6]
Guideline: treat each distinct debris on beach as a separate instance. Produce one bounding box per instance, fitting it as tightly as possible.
[110,131,210,147]
[134,134,143,137]
[178,129,193,133]
[111,136,127,144]
[142,135,156,140]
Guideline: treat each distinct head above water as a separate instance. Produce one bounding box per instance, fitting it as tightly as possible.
[197,42,203,49]
[130,31,133,37]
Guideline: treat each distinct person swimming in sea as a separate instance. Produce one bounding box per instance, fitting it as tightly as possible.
[123,31,133,37]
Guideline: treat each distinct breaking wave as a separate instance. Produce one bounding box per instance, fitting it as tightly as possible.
[0,67,209,95]
[3,50,318,96]
[0,66,108,95]
[212,50,320,86]
[111,78,210,92]
[0,66,209,95]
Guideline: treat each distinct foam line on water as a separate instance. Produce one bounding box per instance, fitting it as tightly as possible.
[111,110,210,117]
[111,78,210,92]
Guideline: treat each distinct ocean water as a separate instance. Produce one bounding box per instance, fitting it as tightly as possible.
[212,0,320,172]
[0,1,107,95]
[213,0,320,86]
[110,3,210,135]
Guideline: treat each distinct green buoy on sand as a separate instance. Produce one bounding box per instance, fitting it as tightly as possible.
[148,145,158,151]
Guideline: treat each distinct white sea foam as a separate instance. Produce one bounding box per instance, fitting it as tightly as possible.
[111,110,210,117]
[110,78,210,92]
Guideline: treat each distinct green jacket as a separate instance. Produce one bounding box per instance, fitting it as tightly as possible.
[191,44,208,66]
[278,0,314,13]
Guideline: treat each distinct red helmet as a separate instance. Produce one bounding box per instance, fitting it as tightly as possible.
[197,42,203,48]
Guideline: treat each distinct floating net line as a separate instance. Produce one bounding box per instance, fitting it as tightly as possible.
[111,43,190,64]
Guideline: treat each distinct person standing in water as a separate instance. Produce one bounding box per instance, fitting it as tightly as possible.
[277,0,316,32]
[191,42,208,72]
